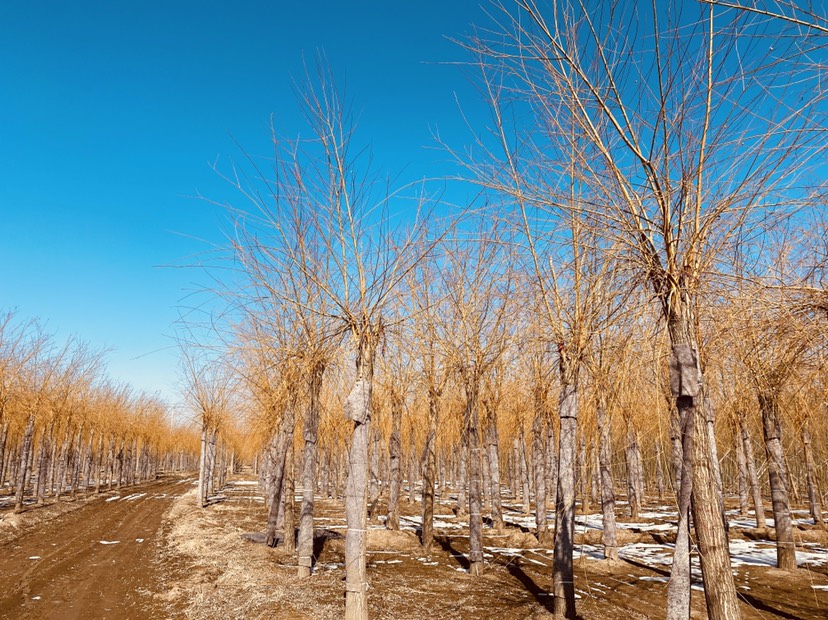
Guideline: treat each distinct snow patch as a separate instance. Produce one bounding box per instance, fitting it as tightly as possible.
[99,540,120,545]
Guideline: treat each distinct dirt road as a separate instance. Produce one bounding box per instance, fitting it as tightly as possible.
[0,475,192,619]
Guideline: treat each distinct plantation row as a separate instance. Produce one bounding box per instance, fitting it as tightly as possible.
[0,315,200,512]
[183,2,828,618]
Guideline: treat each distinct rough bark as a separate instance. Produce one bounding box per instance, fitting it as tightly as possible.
[738,416,766,528]
[519,431,531,515]
[596,400,618,561]
[735,426,749,516]
[532,402,549,543]
[343,335,376,620]
[265,404,296,547]
[486,413,504,530]
[759,391,796,571]
[553,379,577,619]
[14,413,35,513]
[802,423,823,525]
[197,424,208,508]
[298,363,324,577]
[464,379,484,576]
[421,389,439,549]
[386,389,403,531]
[283,441,296,553]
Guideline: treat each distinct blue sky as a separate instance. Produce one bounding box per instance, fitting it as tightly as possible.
[0,1,490,406]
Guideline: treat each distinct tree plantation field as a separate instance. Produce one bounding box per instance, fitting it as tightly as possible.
[3,1,828,619]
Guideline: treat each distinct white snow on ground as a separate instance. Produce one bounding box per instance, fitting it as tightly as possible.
[122,492,147,501]
[398,514,463,531]
[99,540,120,545]
[28,556,41,560]
[105,495,121,502]
[135,538,144,543]
[227,481,259,486]
[812,585,828,591]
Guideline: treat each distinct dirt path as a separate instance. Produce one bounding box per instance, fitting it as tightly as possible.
[0,475,193,619]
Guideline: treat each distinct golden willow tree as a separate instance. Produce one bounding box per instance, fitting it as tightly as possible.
[220,63,445,619]
[457,1,827,617]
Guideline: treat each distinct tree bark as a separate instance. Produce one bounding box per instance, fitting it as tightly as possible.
[532,397,550,544]
[421,389,439,549]
[735,425,749,516]
[265,404,296,547]
[14,414,35,513]
[738,416,766,528]
[801,423,823,525]
[344,334,376,620]
[464,378,484,576]
[759,391,796,571]
[596,399,618,561]
[386,389,403,531]
[486,416,504,530]
[298,362,324,577]
[553,378,578,619]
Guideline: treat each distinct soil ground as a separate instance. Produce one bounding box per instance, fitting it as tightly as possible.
[1,473,827,619]
[0,475,193,619]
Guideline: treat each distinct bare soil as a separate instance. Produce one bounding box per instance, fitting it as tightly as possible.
[0,475,193,619]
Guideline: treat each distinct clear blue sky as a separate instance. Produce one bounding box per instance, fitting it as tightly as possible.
[0,1,491,405]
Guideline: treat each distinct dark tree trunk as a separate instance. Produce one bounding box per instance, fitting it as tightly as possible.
[738,416,766,528]
[14,414,35,513]
[265,404,296,547]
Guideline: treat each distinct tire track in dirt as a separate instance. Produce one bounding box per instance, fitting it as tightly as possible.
[0,475,194,619]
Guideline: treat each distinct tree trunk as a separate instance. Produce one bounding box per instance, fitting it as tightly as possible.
[265,404,296,547]
[735,425,749,516]
[738,416,766,528]
[14,414,35,513]
[532,398,550,544]
[465,378,484,576]
[387,390,403,531]
[197,424,208,508]
[596,400,618,562]
[802,423,823,525]
[343,334,376,620]
[624,418,643,520]
[283,441,296,553]
[520,431,531,515]
[553,378,578,619]
[759,391,796,571]
[655,440,665,502]
[486,416,504,530]
[421,389,439,549]
[298,362,324,577]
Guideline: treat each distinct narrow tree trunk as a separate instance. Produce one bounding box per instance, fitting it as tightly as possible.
[655,440,665,502]
[486,416,504,530]
[532,398,550,544]
[546,422,557,509]
[283,441,296,553]
[14,414,35,513]
[738,416,766,528]
[735,425,749,516]
[421,389,439,548]
[520,431,531,515]
[801,423,823,525]
[265,405,295,547]
[386,390,402,530]
[596,400,618,562]
[197,424,208,508]
[464,378,484,576]
[759,391,796,571]
[624,418,642,520]
[553,378,578,619]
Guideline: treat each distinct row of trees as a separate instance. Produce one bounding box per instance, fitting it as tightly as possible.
[0,313,200,512]
[188,2,827,619]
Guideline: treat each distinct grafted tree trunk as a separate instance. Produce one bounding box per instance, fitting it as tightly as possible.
[553,378,578,619]
[298,362,324,577]
[758,391,796,571]
[801,423,823,525]
[386,389,403,530]
[486,413,504,530]
[596,399,618,561]
[421,389,439,549]
[343,334,376,620]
